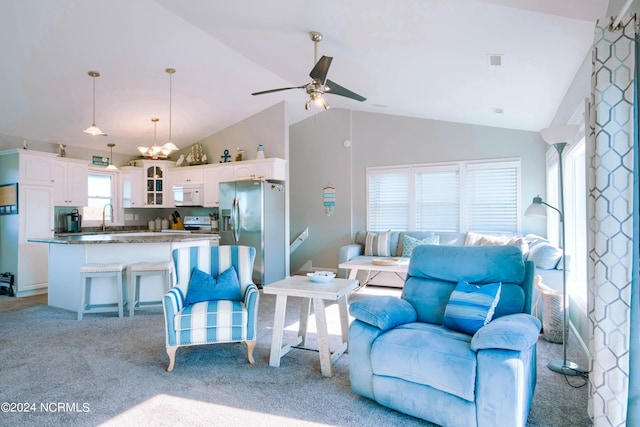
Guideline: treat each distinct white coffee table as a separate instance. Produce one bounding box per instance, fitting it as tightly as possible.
[263,275,359,377]
[338,256,410,286]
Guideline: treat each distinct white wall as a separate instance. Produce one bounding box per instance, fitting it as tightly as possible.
[290,108,548,272]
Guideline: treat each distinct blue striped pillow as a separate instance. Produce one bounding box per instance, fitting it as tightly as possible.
[442,281,502,335]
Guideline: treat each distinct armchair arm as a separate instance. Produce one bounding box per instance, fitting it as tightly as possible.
[471,313,541,352]
[243,283,260,340]
[339,243,363,263]
[349,296,417,332]
[162,287,185,347]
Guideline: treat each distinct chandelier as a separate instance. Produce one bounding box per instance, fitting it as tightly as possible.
[137,68,179,159]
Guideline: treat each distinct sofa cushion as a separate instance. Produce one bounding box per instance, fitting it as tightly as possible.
[364,230,391,256]
[185,266,242,305]
[401,234,440,257]
[465,231,529,255]
[442,281,502,335]
[174,300,247,332]
[527,242,562,269]
[371,322,477,401]
[350,296,417,331]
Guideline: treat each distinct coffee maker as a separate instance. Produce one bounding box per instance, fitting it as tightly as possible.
[65,209,82,233]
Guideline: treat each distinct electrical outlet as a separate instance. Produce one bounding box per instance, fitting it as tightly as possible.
[134,214,139,220]
[124,214,134,221]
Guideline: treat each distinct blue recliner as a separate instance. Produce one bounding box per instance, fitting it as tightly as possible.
[349,245,541,427]
[162,245,259,372]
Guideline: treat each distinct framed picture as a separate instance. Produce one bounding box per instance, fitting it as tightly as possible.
[0,183,18,215]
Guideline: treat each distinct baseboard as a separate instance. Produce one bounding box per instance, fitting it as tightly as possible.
[569,320,592,367]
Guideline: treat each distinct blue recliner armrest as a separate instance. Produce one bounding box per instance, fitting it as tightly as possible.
[349,296,417,331]
[471,313,541,352]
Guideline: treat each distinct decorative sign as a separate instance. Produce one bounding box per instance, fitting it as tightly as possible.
[0,183,18,215]
[323,185,335,216]
[92,155,109,166]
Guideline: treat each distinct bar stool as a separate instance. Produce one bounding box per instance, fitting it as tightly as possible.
[78,263,127,320]
[128,261,173,317]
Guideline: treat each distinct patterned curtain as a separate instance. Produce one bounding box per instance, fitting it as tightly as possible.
[587,15,640,426]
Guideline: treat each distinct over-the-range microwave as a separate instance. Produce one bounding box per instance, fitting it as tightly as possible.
[172,184,203,206]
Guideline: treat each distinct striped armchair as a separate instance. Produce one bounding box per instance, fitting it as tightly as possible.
[162,245,259,372]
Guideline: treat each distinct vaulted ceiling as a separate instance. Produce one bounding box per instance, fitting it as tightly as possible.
[0,0,608,155]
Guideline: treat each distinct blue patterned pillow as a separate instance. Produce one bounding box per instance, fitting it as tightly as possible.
[185,266,243,305]
[401,234,440,257]
[442,281,502,335]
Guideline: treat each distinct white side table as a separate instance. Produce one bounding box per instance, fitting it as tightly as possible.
[263,276,359,377]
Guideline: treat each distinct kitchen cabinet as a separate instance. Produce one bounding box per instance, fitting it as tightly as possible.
[53,158,89,206]
[170,166,204,185]
[233,158,286,181]
[18,150,56,186]
[18,185,55,293]
[202,165,232,207]
[120,166,143,208]
[201,158,285,207]
[0,149,56,296]
[131,160,175,207]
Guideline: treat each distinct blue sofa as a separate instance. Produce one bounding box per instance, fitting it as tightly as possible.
[348,245,541,427]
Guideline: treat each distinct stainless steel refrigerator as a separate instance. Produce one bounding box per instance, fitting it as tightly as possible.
[219,180,286,286]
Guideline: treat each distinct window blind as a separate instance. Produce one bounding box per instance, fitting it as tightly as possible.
[366,158,521,233]
[415,170,459,231]
[466,165,518,233]
[367,171,409,231]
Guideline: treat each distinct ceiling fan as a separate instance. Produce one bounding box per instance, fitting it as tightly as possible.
[251,31,366,110]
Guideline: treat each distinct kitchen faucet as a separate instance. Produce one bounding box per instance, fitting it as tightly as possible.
[102,203,113,231]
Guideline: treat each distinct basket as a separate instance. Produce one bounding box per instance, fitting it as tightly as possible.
[534,276,564,343]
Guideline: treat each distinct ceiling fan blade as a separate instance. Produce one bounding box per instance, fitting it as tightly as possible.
[309,56,333,84]
[325,79,366,102]
[251,85,306,96]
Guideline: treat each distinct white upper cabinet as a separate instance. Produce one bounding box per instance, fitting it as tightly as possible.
[170,166,204,186]
[200,158,285,207]
[131,160,175,207]
[53,158,89,206]
[120,166,143,208]
[18,150,57,186]
[233,158,285,181]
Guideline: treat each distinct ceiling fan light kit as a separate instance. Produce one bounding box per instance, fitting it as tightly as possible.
[83,70,107,136]
[252,31,366,111]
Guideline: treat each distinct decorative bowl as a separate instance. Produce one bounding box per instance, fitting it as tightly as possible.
[307,271,336,283]
[372,258,401,266]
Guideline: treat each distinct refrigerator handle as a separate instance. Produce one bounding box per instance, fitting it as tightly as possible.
[232,197,240,242]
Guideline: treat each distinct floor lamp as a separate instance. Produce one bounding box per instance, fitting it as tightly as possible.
[525,124,586,376]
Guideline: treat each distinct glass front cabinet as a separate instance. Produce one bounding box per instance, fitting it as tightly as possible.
[131,160,175,207]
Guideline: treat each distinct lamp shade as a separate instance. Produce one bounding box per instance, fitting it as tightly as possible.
[525,202,547,217]
[525,195,547,217]
[540,125,578,144]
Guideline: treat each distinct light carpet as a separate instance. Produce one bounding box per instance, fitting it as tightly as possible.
[0,286,590,426]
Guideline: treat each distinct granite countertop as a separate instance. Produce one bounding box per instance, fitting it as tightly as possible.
[28,231,220,245]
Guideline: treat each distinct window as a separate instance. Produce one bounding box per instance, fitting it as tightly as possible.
[367,159,520,233]
[83,170,120,226]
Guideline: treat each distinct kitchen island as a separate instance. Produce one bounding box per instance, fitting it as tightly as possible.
[28,232,219,313]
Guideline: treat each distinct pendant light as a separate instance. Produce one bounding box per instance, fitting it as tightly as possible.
[106,143,118,170]
[83,71,107,136]
[161,68,178,156]
[137,118,163,159]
